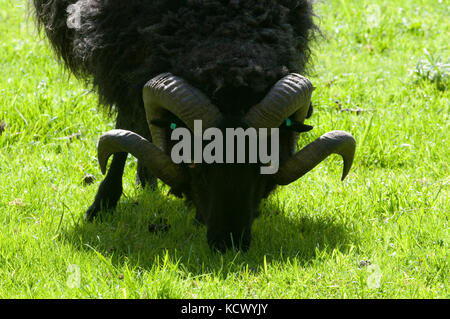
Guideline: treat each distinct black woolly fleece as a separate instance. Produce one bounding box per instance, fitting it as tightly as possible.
[33,0,317,114]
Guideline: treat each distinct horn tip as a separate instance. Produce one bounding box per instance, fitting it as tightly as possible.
[97,133,115,175]
[341,169,350,181]
[340,133,356,181]
[98,151,109,175]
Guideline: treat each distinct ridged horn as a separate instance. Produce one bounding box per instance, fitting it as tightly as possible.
[143,73,223,152]
[274,130,356,185]
[244,73,314,130]
[98,129,187,190]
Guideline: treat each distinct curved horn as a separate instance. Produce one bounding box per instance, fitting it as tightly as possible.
[274,130,356,185]
[143,73,223,151]
[98,129,187,190]
[244,73,314,129]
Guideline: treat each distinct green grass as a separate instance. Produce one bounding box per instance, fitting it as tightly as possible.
[0,0,448,298]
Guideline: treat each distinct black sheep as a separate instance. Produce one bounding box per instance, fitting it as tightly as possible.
[32,0,356,251]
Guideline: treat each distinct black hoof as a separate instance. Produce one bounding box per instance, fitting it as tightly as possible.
[84,183,123,221]
[85,199,117,221]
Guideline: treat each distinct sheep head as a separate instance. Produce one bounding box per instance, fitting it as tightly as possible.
[97,73,356,251]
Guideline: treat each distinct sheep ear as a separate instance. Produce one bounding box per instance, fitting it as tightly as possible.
[306,102,314,119]
[149,119,185,129]
[149,119,171,128]
[283,119,314,133]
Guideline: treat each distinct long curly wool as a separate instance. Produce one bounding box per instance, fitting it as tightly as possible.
[33,0,317,114]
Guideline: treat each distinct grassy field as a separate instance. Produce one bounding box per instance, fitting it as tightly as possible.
[0,0,448,298]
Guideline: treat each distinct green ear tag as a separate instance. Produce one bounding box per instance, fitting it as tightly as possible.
[285,118,292,127]
[170,123,177,130]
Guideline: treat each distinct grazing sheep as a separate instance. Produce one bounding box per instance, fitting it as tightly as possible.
[32,0,355,251]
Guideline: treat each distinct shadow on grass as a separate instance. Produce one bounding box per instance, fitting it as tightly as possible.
[62,186,356,277]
